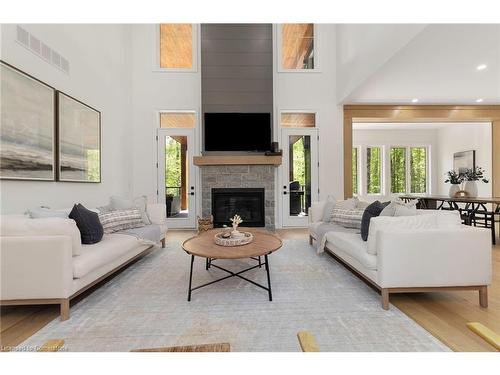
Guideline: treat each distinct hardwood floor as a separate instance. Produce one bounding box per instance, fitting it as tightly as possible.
[1,228,498,351]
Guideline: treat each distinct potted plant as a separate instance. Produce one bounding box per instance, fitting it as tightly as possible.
[463,167,489,198]
[444,170,463,197]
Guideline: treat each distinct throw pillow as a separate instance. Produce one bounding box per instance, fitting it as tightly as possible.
[69,204,104,244]
[27,206,69,219]
[109,195,151,225]
[360,201,389,241]
[323,197,359,223]
[330,207,364,229]
[98,209,145,234]
[380,199,418,217]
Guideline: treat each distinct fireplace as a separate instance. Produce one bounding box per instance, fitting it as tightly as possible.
[211,188,265,227]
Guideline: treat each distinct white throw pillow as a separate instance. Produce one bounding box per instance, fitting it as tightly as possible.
[109,195,151,225]
[380,199,418,217]
[367,214,438,255]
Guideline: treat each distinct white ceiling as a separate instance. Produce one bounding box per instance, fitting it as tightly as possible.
[344,24,500,104]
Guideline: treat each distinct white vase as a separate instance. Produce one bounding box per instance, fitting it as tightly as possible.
[448,184,460,198]
[464,181,478,197]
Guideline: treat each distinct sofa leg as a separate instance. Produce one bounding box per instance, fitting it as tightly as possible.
[381,289,390,310]
[161,238,166,248]
[60,299,70,321]
[479,286,488,308]
[309,235,313,245]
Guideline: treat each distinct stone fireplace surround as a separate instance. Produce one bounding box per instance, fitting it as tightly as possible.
[200,165,275,230]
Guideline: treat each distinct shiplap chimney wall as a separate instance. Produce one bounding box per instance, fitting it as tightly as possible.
[201,24,273,116]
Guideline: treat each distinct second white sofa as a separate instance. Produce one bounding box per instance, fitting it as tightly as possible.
[309,201,492,309]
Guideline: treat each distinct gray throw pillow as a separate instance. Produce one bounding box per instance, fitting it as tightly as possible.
[109,195,151,225]
[27,207,69,219]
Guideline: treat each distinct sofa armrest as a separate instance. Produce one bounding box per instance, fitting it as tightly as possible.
[0,236,74,300]
[308,201,327,224]
[377,227,492,288]
[147,203,167,225]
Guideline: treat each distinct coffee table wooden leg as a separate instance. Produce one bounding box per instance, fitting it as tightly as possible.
[188,255,195,301]
[265,254,272,301]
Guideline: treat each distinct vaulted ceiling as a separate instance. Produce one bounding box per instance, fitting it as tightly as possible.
[338,24,500,105]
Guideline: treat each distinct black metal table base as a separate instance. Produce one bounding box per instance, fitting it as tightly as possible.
[187,254,272,301]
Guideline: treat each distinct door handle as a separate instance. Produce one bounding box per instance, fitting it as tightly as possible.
[283,191,287,195]
[190,192,195,196]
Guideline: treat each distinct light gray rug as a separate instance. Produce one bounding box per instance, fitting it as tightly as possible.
[17,237,448,352]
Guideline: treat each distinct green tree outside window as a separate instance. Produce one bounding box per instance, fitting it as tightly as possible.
[352,148,358,194]
[411,147,427,193]
[390,147,406,193]
[165,136,182,196]
[366,147,381,194]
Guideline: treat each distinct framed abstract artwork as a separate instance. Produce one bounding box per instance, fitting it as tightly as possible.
[57,92,101,182]
[453,150,475,175]
[0,60,56,181]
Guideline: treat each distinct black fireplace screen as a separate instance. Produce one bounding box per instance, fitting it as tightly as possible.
[211,188,265,227]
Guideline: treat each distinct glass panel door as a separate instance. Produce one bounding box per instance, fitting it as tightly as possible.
[157,128,196,228]
[281,128,318,227]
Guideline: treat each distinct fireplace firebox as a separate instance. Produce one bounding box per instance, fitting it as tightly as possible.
[211,188,265,227]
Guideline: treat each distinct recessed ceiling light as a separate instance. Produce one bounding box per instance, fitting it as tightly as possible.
[411,98,419,103]
[476,64,487,71]
[476,98,484,103]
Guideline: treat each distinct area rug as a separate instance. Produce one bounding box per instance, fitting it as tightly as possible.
[17,237,449,352]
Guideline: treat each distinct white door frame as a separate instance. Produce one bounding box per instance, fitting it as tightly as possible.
[157,128,197,229]
[280,127,319,227]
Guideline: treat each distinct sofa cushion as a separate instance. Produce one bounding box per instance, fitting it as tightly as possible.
[367,214,438,255]
[98,209,145,234]
[0,215,82,256]
[325,231,377,270]
[27,207,69,219]
[309,221,360,238]
[381,199,418,217]
[110,195,151,225]
[73,233,140,278]
[69,204,104,244]
[360,200,388,241]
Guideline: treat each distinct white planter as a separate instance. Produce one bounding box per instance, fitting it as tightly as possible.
[448,184,460,198]
[464,181,478,197]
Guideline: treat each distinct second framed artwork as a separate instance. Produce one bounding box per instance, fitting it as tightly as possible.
[57,92,101,183]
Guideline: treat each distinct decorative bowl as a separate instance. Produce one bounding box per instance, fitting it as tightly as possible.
[214,231,253,247]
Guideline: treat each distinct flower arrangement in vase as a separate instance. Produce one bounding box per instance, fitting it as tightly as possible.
[229,214,244,238]
[444,170,463,197]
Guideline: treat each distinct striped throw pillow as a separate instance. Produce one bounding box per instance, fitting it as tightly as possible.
[98,209,145,234]
[330,208,364,229]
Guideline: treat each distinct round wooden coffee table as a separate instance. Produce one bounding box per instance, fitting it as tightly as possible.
[182,228,282,301]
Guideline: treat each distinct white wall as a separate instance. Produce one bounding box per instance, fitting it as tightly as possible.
[353,128,439,195]
[436,123,492,196]
[274,24,342,226]
[129,25,202,205]
[0,24,133,214]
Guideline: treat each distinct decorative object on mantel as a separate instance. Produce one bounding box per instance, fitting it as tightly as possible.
[197,215,214,233]
[444,170,463,198]
[214,231,254,247]
[463,166,489,198]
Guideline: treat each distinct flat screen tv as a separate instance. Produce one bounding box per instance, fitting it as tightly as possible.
[204,113,271,152]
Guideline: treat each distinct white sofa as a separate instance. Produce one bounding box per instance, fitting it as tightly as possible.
[0,203,167,320]
[308,201,492,309]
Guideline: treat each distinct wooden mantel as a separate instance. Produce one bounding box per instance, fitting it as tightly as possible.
[193,154,282,166]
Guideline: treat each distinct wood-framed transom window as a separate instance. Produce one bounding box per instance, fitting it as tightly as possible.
[281,112,316,128]
[159,24,193,69]
[281,24,315,70]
